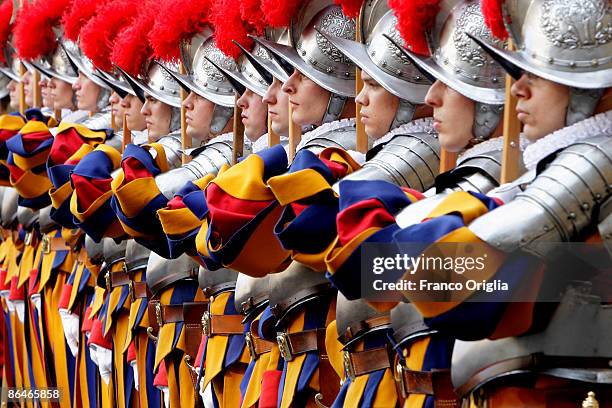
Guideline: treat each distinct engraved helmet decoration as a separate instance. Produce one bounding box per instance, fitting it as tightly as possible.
[388,0,508,140]
[249,28,293,83]
[473,0,611,125]
[118,60,183,108]
[259,0,358,97]
[31,37,79,85]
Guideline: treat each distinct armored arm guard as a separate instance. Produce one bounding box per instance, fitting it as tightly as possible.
[85,235,105,265]
[469,136,612,258]
[154,136,233,199]
[296,118,358,154]
[38,205,57,234]
[17,206,39,230]
[145,252,199,296]
[80,110,113,130]
[1,188,18,228]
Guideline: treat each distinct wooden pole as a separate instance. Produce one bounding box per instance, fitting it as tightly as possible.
[32,70,41,108]
[54,108,61,122]
[267,115,280,147]
[111,110,117,132]
[355,14,367,154]
[288,103,301,162]
[179,62,191,164]
[439,149,458,173]
[500,39,521,184]
[121,113,130,153]
[232,94,244,165]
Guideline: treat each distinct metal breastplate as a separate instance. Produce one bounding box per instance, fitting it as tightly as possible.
[198,266,238,297]
[17,206,39,230]
[81,110,112,130]
[268,261,334,324]
[343,132,440,191]
[85,235,104,264]
[335,293,391,347]
[451,282,612,396]
[436,150,505,194]
[124,240,151,273]
[145,252,199,296]
[38,205,57,233]
[1,187,18,228]
[235,273,270,318]
[598,197,612,258]
[96,238,128,287]
[297,119,358,154]
[390,302,436,347]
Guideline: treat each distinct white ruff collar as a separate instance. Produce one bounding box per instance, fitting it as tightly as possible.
[523,110,612,170]
[458,134,529,163]
[297,118,356,151]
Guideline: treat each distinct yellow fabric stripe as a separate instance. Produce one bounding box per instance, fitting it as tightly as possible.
[403,337,430,408]
[11,171,52,198]
[212,154,275,201]
[104,261,130,336]
[268,168,334,206]
[425,191,489,224]
[158,207,202,236]
[280,311,306,408]
[145,142,170,173]
[135,331,150,406]
[55,122,107,144]
[49,182,73,210]
[67,260,86,311]
[70,189,113,221]
[89,286,107,318]
[371,369,398,408]
[0,114,25,130]
[202,291,232,388]
[319,147,362,173]
[154,287,179,370]
[20,120,50,134]
[325,227,380,275]
[111,309,130,408]
[112,176,163,218]
[193,172,217,190]
[12,149,50,169]
[325,321,345,380]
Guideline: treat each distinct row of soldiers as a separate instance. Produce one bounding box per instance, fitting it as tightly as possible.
[0,0,609,406]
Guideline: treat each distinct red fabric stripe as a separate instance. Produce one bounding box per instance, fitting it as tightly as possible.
[400,187,425,201]
[7,163,24,180]
[0,269,9,291]
[58,283,73,310]
[127,341,136,363]
[122,156,153,182]
[337,198,395,246]
[71,175,113,210]
[167,196,187,210]
[81,306,94,333]
[194,335,207,368]
[49,128,87,165]
[88,317,113,349]
[28,268,39,295]
[206,183,271,239]
[154,360,168,387]
[8,276,24,301]
[259,370,282,408]
[289,202,308,217]
[0,129,19,142]
[319,157,349,179]
[21,130,52,152]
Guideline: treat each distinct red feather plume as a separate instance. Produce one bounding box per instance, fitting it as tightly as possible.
[79,0,139,71]
[110,2,157,77]
[334,0,362,18]
[261,0,303,28]
[149,0,211,62]
[13,0,72,60]
[481,0,508,40]
[0,0,14,63]
[61,0,99,42]
[211,0,252,59]
[389,0,440,56]
[240,0,266,35]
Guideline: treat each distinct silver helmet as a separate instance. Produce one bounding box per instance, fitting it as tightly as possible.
[118,60,182,108]
[161,31,236,134]
[92,69,134,99]
[31,38,79,85]
[249,28,293,83]
[388,0,508,140]
[321,0,432,132]
[63,44,112,111]
[471,0,611,125]
[0,46,22,83]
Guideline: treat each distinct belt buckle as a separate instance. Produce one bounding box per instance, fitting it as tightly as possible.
[41,235,50,254]
[201,311,211,336]
[395,362,407,399]
[105,271,111,292]
[128,280,135,301]
[245,332,256,360]
[276,332,293,361]
[155,302,163,327]
[343,350,356,382]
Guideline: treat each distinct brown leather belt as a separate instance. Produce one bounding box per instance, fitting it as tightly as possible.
[109,270,131,288]
[338,315,391,345]
[130,281,150,301]
[245,331,274,360]
[201,312,244,336]
[41,235,70,253]
[395,365,459,408]
[155,302,208,326]
[240,293,269,316]
[276,328,326,362]
[201,281,236,298]
[343,346,391,381]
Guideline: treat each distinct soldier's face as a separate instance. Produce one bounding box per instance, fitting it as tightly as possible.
[425,80,475,152]
[237,89,267,142]
[49,77,75,110]
[141,95,172,141]
[39,77,54,109]
[21,71,33,107]
[282,69,330,126]
[183,91,215,143]
[263,77,289,136]
[109,92,124,129]
[7,80,19,110]
[121,94,146,131]
[73,73,101,112]
[511,72,569,142]
[355,71,400,139]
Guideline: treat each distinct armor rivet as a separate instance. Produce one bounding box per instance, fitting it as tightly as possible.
[214,86,219,91]
[415,76,421,81]
[582,203,589,210]
[160,85,164,90]
[543,225,550,232]
[382,61,387,67]
[492,77,498,83]
[569,212,576,220]
[547,57,554,64]
[312,60,318,66]
[396,69,402,76]
[371,51,376,57]
[326,67,333,73]
[509,141,517,148]
[444,59,449,65]
[595,193,602,199]
[569,61,576,68]
[495,242,501,247]
[301,50,306,56]
[455,68,461,73]
[472,75,478,81]
[345,72,350,77]
[591,59,598,67]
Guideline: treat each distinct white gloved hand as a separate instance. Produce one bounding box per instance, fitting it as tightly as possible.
[14,300,24,323]
[89,344,99,366]
[59,308,80,357]
[30,294,42,315]
[94,345,112,385]
[130,360,139,391]
[159,386,170,408]
[200,381,214,408]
